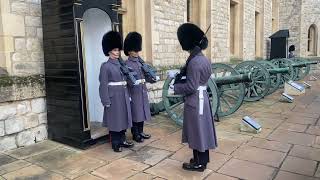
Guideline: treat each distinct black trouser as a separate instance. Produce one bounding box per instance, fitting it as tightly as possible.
[109,130,126,146]
[193,149,210,165]
[131,122,144,136]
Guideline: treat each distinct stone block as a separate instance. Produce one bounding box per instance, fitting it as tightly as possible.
[26,38,41,51]
[16,101,31,115]
[29,4,41,16]
[32,125,47,142]
[26,27,37,37]
[30,52,44,61]
[14,38,26,51]
[12,51,30,62]
[0,36,14,53]
[24,114,39,129]
[5,117,24,135]
[36,28,43,38]
[11,2,29,15]
[12,62,40,75]
[17,130,35,147]
[0,104,16,121]
[25,16,41,27]
[31,98,46,113]
[0,136,17,151]
[38,113,47,124]
[0,121,4,137]
[1,14,25,36]
[0,0,10,13]
[26,0,41,4]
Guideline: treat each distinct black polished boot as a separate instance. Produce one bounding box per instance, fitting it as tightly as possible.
[133,134,144,143]
[112,144,122,152]
[121,141,134,148]
[140,132,151,139]
[182,162,206,172]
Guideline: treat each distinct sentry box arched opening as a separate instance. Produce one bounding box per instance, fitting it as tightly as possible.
[41,0,120,148]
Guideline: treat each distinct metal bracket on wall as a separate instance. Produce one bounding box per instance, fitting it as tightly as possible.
[109,3,127,14]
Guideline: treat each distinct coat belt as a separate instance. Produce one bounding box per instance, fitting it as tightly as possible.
[108,81,127,86]
[197,86,207,115]
[135,79,146,84]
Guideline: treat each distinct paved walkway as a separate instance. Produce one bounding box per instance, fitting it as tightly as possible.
[1,76,320,180]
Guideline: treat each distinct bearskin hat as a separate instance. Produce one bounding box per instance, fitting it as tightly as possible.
[289,45,295,52]
[102,31,122,56]
[124,32,142,56]
[177,23,208,51]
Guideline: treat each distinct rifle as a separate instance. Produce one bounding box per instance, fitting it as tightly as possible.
[173,24,211,85]
[118,57,138,85]
[137,57,158,83]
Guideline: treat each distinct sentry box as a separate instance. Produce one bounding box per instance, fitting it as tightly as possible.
[41,0,121,148]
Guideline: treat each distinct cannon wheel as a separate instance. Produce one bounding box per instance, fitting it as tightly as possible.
[212,63,245,117]
[162,77,219,126]
[271,58,295,86]
[257,60,281,95]
[235,61,271,102]
[292,58,311,80]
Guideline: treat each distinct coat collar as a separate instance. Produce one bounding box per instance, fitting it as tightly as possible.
[108,58,120,65]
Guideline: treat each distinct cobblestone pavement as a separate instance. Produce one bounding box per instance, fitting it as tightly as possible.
[1,76,320,180]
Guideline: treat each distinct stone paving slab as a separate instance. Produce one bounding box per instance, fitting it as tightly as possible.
[126,146,171,166]
[218,158,276,180]
[280,156,317,176]
[83,143,132,162]
[2,165,65,180]
[92,158,149,179]
[145,158,211,180]
[148,131,184,152]
[268,129,316,146]
[74,173,104,180]
[214,139,243,155]
[289,145,320,161]
[127,172,155,180]
[6,140,63,159]
[246,137,292,152]
[274,171,319,180]
[277,122,308,132]
[0,154,16,167]
[231,145,287,167]
[206,173,238,180]
[307,126,320,135]
[0,160,31,175]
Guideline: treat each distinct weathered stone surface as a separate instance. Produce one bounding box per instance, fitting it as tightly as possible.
[30,51,44,61]
[16,101,31,115]
[11,51,30,62]
[218,158,275,180]
[274,171,319,180]
[31,98,46,113]
[29,4,41,16]
[0,104,16,121]
[38,113,47,124]
[289,145,320,161]
[0,160,31,175]
[11,2,29,15]
[0,122,4,137]
[12,62,41,75]
[26,26,37,37]
[25,16,41,27]
[268,129,316,146]
[26,38,41,51]
[126,146,171,166]
[4,117,24,135]
[74,173,104,180]
[277,122,308,132]
[17,130,34,147]
[24,114,39,129]
[36,28,43,38]
[306,126,320,136]
[246,138,292,152]
[280,156,317,176]
[2,165,64,180]
[92,158,149,179]
[1,14,25,36]
[0,136,17,151]
[206,173,238,180]
[32,125,47,142]
[14,38,26,51]
[0,154,16,167]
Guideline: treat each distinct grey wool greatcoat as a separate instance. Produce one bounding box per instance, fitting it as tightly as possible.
[174,53,218,152]
[125,57,152,122]
[99,58,132,132]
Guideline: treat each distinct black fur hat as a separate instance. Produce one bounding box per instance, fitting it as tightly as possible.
[289,45,295,52]
[177,23,208,51]
[102,31,122,56]
[124,32,142,56]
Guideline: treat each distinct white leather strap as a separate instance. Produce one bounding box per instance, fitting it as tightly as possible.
[197,86,207,115]
[108,81,127,86]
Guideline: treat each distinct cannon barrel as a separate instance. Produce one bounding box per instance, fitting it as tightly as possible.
[214,73,251,86]
[268,67,290,74]
[292,61,318,68]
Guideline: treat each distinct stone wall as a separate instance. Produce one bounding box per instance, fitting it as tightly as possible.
[0,98,47,151]
[0,0,44,76]
[279,0,302,56]
[300,0,320,57]
[263,0,272,59]
[243,0,256,60]
[211,0,229,62]
[151,0,187,67]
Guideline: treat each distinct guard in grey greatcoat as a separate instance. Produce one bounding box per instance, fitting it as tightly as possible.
[169,23,217,172]
[288,45,295,58]
[99,31,134,152]
[124,32,153,143]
